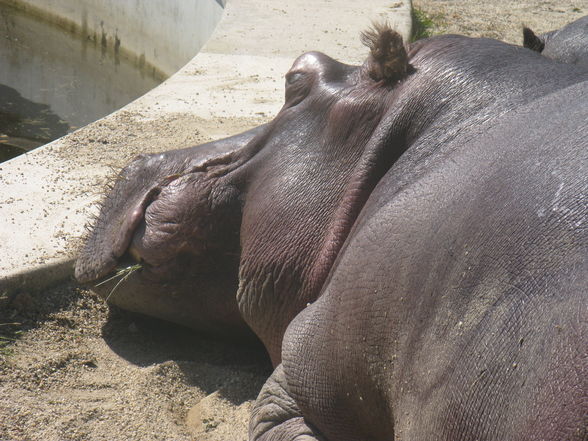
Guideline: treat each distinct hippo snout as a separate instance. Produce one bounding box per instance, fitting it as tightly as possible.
[73,129,265,336]
[124,172,213,270]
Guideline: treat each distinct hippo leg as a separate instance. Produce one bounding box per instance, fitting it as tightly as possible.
[250,365,325,441]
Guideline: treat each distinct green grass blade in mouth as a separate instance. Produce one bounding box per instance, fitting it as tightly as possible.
[94,264,143,302]
[95,264,143,287]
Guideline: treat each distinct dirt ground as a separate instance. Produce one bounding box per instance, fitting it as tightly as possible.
[412,0,586,44]
[1,2,586,441]
[0,284,271,441]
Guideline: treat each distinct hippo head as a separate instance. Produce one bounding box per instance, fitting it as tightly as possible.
[76,24,411,363]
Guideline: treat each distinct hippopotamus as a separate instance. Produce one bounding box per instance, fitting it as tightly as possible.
[76,24,588,440]
[523,15,588,66]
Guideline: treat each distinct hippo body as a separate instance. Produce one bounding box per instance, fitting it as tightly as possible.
[264,83,587,441]
[524,15,588,66]
[77,27,588,441]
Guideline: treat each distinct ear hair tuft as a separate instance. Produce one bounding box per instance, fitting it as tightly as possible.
[523,26,545,53]
[361,22,408,83]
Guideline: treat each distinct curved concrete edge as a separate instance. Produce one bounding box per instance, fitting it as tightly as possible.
[0,0,412,295]
[0,258,75,294]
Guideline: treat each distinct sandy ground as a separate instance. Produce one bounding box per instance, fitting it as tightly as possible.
[1,2,587,440]
[412,0,586,44]
[0,285,271,441]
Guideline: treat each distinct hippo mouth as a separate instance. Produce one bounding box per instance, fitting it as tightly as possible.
[121,173,208,278]
[75,128,265,289]
[73,156,248,337]
[75,166,236,288]
[75,174,176,285]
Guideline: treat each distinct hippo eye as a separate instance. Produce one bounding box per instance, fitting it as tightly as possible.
[286,71,305,85]
[284,71,310,106]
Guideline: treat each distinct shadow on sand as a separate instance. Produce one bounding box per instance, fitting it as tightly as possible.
[1,281,271,408]
[101,304,272,406]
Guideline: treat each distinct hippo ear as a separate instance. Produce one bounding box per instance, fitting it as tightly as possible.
[361,22,409,84]
[523,27,545,53]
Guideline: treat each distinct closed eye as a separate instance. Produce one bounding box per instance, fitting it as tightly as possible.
[284,71,311,106]
[285,71,305,85]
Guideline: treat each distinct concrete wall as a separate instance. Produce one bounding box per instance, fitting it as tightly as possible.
[1,0,224,76]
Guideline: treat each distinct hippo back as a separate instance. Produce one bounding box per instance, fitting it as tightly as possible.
[524,15,588,66]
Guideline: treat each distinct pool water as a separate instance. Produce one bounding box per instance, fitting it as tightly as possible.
[0,3,163,162]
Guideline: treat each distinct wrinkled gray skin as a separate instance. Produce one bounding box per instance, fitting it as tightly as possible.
[524,15,588,66]
[76,129,264,339]
[77,28,588,440]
